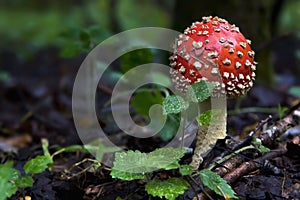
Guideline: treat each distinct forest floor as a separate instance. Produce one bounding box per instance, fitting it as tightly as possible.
[0,48,299,200]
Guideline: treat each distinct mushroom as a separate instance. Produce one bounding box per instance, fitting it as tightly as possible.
[169,16,257,168]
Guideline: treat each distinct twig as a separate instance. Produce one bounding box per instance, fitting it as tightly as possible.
[230,115,273,152]
[223,148,287,184]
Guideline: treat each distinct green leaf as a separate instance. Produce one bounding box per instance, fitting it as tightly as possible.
[79,30,91,48]
[149,148,187,170]
[199,169,237,199]
[163,95,189,114]
[197,109,221,126]
[0,161,21,200]
[131,90,164,117]
[120,49,154,73]
[60,42,85,58]
[110,150,149,180]
[157,114,180,141]
[24,155,53,174]
[187,81,217,103]
[145,177,189,200]
[179,165,194,176]
[110,169,147,181]
[15,176,33,188]
[110,148,187,180]
[84,139,120,162]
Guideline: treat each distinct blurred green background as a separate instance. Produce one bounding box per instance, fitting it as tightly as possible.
[0,0,300,88]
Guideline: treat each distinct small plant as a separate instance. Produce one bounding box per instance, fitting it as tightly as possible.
[110,148,237,200]
[0,139,52,200]
[278,103,288,119]
[109,80,238,199]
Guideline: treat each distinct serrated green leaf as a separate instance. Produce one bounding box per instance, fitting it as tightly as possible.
[15,176,33,188]
[111,148,187,180]
[197,109,221,126]
[5,184,17,199]
[24,155,52,174]
[111,150,154,175]
[187,81,217,103]
[199,169,237,199]
[163,95,189,114]
[149,148,187,170]
[110,169,146,181]
[179,165,194,176]
[145,177,189,200]
[0,161,21,200]
[131,90,164,117]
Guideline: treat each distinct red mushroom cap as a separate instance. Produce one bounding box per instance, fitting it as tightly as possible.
[170,16,256,97]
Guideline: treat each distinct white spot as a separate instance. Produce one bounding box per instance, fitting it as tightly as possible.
[245,59,252,67]
[246,39,252,45]
[251,64,256,71]
[177,40,183,47]
[207,51,218,58]
[222,58,231,65]
[224,25,230,30]
[230,73,235,79]
[227,39,234,45]
[202,30,209,35]
[192,41,203,49]
[193,61,202,69]
[184,54,191,61]
[248,50,255,58]
[230,27,240,32]
[249,81,253,87]
[237,83,245,89]
[211,68,219,74]
[179,50,185,56]
[246,75,251,80]
[170,62,177,67]
[189,70,195,76]
[179,66,186,73]
[212,21,218,25]
[197,31,202,35]
[239,74,244,80]
[223,72,230,78]
[237,51,243,58]
[235,62,242,69]
[239,42,247,49]
[219,37,226,43]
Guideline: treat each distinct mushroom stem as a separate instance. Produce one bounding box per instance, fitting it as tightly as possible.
[190,97,227,169]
